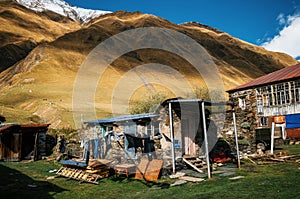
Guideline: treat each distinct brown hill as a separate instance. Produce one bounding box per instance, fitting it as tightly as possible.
[0,0,80,72]
[0,7,298,128]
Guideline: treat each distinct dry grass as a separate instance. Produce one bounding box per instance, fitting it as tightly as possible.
[0,1,81,44]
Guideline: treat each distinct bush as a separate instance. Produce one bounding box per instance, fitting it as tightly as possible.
[129,93,167,114]
[194,87,225,101]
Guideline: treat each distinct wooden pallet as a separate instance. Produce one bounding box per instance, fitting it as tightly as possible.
[56,167,109,184]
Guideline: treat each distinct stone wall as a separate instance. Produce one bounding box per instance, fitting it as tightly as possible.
[223,88,258,153]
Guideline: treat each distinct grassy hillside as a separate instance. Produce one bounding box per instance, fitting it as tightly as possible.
[0,8,298,128]
[0,1,81,72]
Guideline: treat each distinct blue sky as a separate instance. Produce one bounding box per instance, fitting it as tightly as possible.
[65,0,300,59]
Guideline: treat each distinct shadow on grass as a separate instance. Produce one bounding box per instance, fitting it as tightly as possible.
[0,164,67,199]
[109,175,171,189]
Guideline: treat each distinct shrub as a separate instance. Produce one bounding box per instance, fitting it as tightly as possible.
[129,92,167,114]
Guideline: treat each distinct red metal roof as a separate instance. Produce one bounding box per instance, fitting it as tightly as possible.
[0,123,50,134]
[227,63,300,92]
[0,124,14,132]
[20,124,50,128]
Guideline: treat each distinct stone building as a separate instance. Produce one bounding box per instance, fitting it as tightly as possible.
[82,98,227,176]
[225,63,300,152]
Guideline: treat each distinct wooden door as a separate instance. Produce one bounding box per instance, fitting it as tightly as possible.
[182,119,196,156]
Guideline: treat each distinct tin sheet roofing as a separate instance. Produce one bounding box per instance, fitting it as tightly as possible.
[85,113,160,125]
[227,63,300,92]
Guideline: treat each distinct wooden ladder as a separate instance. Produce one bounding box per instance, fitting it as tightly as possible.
[182,156,206,173]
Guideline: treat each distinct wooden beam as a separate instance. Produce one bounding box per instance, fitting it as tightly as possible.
[271,122,275,155]
[168,102,176,174]
[201,101,211,178]
[182,158,203,173]
[233,111,241,169]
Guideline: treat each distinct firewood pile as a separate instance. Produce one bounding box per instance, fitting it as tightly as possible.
[87,159,112,176]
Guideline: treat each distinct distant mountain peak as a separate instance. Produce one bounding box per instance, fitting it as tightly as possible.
[15,0,111,22]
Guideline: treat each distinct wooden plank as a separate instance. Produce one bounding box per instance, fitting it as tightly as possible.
[179,176,205,182]
[182,158,203,173]
[135,158,163,181]
[88,159,111,168]
[144,159,163,181]
[12,133,21,161]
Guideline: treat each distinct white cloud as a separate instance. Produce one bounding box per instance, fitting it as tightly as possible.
[276,13,286,25]
[262,14,300,60]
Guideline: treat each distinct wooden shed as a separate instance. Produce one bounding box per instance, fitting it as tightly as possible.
[0,123,50,161]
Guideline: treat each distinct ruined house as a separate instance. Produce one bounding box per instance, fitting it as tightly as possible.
[81,113,160,162]
[82,98,229,176]
[225,63,300,152]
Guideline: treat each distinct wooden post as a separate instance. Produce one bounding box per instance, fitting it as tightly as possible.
[33,132,39,161]
[201,101,211,179]
[168,102,176,174]
[233,111,241,169]
[271,122,275,154]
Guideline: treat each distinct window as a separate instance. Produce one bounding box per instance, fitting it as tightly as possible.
[295,80,300,102]
[276,84,285,105]
[238,97,246,110]
[257,86,271,106]
[260,117,268,126]
[254,80,300,117]
[256,94,263,114]
[263,95,269,106]
[257,80,300,107]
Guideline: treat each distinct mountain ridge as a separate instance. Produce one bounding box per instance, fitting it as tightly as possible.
[0,2,298,128]
[14,0,111,22]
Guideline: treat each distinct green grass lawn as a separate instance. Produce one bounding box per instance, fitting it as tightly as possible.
[1,145,299,199]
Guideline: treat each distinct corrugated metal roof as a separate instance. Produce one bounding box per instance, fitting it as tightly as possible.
[227,63,300,92]
[168,99,227,105]
[85,113,160,125]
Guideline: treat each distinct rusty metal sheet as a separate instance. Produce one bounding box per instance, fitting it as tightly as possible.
[228,63,300,92]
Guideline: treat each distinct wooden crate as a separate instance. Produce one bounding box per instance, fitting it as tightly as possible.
[114,164,136,177]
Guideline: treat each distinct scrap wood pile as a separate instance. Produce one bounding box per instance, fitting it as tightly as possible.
[246,153,300,165]
[56,159,111,184]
